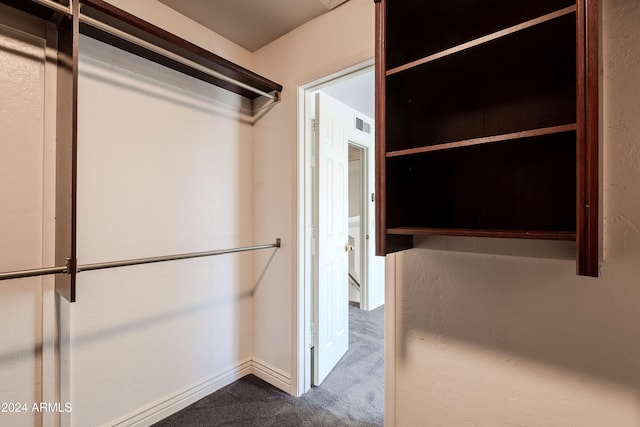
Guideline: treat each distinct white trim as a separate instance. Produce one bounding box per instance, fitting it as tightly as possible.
[295,77,312,397]
[108,359,254,427]
[100,358,292,427]
[251,357,292,392]
[346,140,369,310]
[296,58,376,396]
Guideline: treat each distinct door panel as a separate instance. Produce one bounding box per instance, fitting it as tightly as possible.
[314,92,351,385]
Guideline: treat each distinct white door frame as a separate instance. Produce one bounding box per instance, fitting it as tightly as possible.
[295,59,375,395]
[347,141,369,308]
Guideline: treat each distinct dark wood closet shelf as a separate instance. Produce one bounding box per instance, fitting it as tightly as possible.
[384,12,577,153]
[386,124,577,158]
[79,0,282,100]
[387,5,576,77]
[387,228,577,241]
[1,0,282,100]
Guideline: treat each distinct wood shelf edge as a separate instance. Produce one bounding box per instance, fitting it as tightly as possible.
[386,124,578,158]
[387,5,577,76]
[576,0,600,277]
[386,227,577,241]
[79,0,282,99]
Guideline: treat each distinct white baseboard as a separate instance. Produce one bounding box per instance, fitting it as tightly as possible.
[103,358,292,427]
[108,359,253,427]
[250,357,291,393]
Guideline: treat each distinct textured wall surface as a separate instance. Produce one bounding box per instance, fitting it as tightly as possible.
[0,18,47,427]
[393,0,640,425]
[70,35,255,426]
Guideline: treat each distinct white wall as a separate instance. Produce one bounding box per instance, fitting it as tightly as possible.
[68,31,257,425]
[392,0,640,425]
[0,2,262,424]
[0,9,57,427]
[60,1,259,424]
[252,0,375,394]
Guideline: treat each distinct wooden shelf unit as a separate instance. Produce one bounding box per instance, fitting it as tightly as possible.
[375,0,599,276]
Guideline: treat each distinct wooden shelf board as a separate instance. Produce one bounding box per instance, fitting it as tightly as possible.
[386,124,577,158]
[386,5,576,76]
[79,0,282,100]
[387,227,576,241]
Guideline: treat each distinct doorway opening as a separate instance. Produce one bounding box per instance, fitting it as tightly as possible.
[348,143,366,308]
[296,60,384,420]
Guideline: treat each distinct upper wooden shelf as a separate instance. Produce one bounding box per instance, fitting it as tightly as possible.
[1,0,283,101]
[384,12,577,153]
[79,0,282,100]
[385,0,576,71]
[387,5,576,76]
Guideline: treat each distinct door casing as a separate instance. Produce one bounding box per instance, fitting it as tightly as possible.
[295,59,381,395]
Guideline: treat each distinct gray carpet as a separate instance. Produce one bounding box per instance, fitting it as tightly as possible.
[153,304,384,426]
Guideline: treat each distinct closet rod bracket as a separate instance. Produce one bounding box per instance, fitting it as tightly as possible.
[65,257,76,275]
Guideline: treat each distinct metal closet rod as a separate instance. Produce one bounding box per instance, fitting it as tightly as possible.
[0,266,68,281]
[27,0,278,100]
[0,239,281,281]
[78,239,281,272]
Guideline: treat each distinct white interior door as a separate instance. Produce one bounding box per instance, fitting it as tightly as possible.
[314,92,351,385]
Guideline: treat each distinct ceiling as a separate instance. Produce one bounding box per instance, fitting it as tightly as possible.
[158,0,350,52]
[158,0,373,120]
[321,70,374,119]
